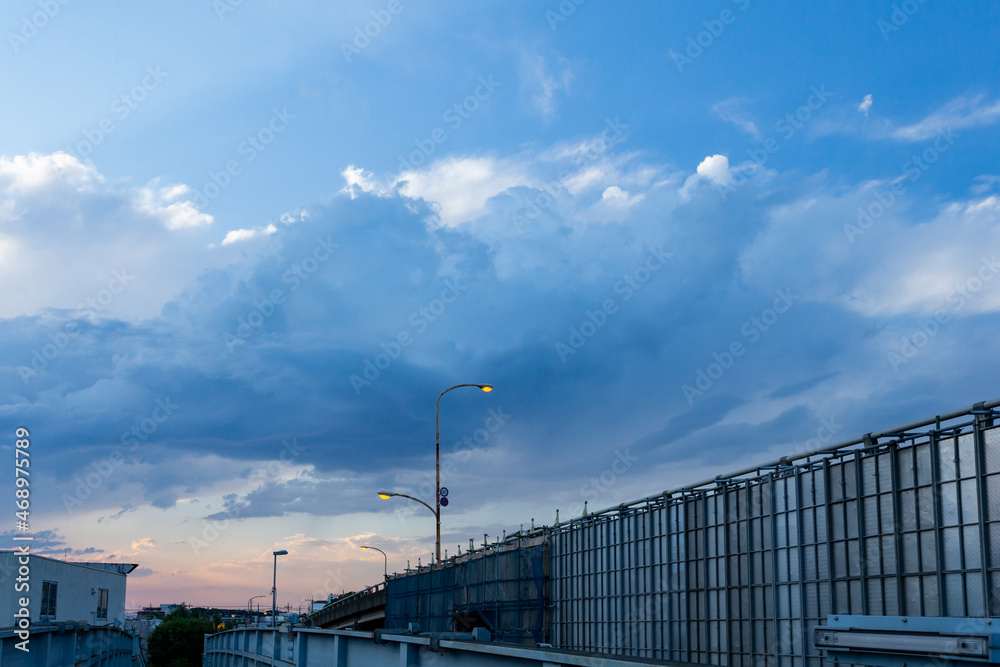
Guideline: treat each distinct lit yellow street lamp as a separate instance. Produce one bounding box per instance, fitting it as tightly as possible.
[360,545,388,579]
[378,384,493,563]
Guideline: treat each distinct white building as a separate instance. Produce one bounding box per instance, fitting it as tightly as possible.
[0,552,137,627]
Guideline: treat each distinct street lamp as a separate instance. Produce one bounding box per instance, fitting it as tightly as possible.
[271,550,288,628]
[360,545,388,580]
[378,383,492,564]
[435,383,492,563]
[247,595,265,626]
[377,491,435,513]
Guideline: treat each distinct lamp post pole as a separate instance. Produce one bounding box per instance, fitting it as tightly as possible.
[247,595,265,626]
[360,546,388,580]
[435,384,492,563]
[376,384,491,565]
[271,550,288,628]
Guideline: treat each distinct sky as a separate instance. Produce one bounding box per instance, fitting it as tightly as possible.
[1,1,999,611]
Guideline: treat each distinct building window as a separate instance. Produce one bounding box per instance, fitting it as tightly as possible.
[41,581,57,619]
[97,589,109,620]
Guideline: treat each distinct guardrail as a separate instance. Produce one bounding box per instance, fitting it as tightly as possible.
[203,626,692,666]
[314,580,386,612]
[306,581,387,628]
[0,622,142,666]
[815,615,1000,667]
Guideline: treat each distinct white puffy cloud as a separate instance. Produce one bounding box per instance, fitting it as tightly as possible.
[222,224,277,246]
[0,153,238,319]
[578,186,645,224]
[339,164,389,199]
[396,156,532,227]
[0,152,100,194]
[132,537,156,551]
[372,123,666,231]
[678,154,733,201]
[697,154,734,185]
[132,181,213,230]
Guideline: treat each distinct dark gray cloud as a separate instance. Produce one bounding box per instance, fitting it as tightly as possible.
[3,167,1000,533]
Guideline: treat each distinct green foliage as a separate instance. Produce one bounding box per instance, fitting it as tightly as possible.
[147,613,214,667]
[164,604,191,620]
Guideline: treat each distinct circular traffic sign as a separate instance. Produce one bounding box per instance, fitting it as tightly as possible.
[440,497,450,507]
[439,487,449,497]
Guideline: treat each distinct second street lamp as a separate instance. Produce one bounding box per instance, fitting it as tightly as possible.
[271,550,288,628]
[247,595,265,627]
[360,545,388,580]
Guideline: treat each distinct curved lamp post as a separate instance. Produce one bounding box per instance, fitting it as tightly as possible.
[271,550,288,627]
[247,595,265,626]
[377,491,434,514]
[436,384,492,562]
[377,383,493,564]
[360,545,388,580]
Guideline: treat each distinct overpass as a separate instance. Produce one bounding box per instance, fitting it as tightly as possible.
[309,582,386,630]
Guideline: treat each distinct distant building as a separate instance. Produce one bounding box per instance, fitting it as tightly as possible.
[158,603,182,614]
[136,606,165,619]
[309,599,329,614]
[0,552,137,627]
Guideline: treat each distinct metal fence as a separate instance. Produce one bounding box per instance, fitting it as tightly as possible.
[549,400,1000,665]
[381,399,1000,667]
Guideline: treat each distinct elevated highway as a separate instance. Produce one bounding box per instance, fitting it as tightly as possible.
[308,582,386,630]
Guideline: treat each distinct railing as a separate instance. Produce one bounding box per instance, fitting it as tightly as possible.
[0,622,141,666]
[203,626,692,666]
[312,580,386,614]
[307,582,387,629]
[554,396,1000,526]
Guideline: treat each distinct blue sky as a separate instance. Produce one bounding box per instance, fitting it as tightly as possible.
[2,1,999,609]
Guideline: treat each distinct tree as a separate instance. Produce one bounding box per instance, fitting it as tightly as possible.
[147,605,215,667]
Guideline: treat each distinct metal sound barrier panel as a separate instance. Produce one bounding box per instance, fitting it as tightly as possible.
[385,537,546,644]
[549,413,1000,666]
